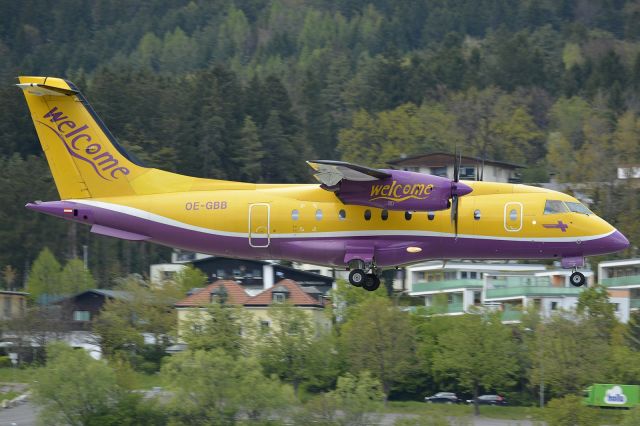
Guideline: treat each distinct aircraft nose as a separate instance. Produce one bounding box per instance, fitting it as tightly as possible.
[607,230,630,252]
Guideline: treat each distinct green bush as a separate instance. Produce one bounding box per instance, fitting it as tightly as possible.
[543,395,598,426]
[0,356,13,368]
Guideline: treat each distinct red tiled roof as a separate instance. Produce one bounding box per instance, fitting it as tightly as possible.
[244,279,325,307]
[175,280,250,307]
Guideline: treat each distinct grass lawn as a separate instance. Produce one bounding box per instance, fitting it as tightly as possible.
[0,367,43,384]
[385,400,627,424]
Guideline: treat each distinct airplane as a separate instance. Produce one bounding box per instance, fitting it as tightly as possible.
[17,76,630,292]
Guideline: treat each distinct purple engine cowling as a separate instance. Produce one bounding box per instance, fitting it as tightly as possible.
[335,170,472,211]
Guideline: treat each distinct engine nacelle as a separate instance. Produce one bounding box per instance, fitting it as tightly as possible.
[336,170,472,212]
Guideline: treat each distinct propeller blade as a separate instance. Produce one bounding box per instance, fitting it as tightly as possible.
[453,149,459,182]
[450,194,459,237]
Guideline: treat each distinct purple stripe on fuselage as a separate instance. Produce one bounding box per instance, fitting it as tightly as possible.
[26,201,629,268]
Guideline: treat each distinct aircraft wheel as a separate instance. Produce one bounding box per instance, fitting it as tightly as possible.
[349,269,365,287]
[362,274,380,292]
[570,271,586,287]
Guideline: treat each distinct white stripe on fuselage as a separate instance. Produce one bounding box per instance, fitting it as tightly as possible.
[71,199,616,243]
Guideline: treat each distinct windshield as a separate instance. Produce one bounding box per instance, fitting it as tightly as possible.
[544,200,568,215]
[565,201,592,215]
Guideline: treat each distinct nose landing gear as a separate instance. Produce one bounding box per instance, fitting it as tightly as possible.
[570,269,586,287]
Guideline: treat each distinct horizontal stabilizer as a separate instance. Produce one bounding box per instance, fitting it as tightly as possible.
[90,224,150,241]
[307,160,391,187]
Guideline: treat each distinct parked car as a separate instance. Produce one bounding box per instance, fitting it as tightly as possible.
[424,392,460,404]
[466,394,507,406]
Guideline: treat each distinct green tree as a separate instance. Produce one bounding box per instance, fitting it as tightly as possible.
[59,258,95,295]
[576,284,617,339]
[33,342,161,426]
[171,264,207,294]
[258,303,315,393]
[162,349,294,425]
[181,300,252,357]
[531,316,609,399]
[26,247,61,302]
[432,311,518,415]
[231,116,264,182]
[341,297,417,399]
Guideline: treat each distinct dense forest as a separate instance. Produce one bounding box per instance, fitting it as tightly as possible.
[1,0,639,287]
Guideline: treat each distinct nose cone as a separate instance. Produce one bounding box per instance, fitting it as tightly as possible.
[455,181,473,197]
[608,230,630,252]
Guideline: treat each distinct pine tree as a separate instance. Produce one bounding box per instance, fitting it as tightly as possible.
[232,116,264,182]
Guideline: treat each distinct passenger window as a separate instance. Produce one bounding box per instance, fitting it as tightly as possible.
[315,209,323,221]
[381,209,389,220]
[405,211,412,221]
[544,200,568,215]
[364,209,371,221]
[427,212,435,221]
[338,209,346,220]
[565,201,592,215]
[291,209,299,221]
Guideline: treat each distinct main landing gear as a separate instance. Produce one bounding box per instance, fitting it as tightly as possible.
[347,260,381,292]
[570,270,586,287]
[348,269,381,292]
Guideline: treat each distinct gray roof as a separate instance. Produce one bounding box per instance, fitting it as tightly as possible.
[85,289,133,301]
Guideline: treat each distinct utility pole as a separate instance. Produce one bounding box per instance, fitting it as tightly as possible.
[83,245,88,269]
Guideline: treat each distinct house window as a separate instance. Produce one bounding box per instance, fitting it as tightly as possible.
[474,291,482,304]
[613,303,620,312]
[216,269,226,279]
[470,272,478,279]
[431,166,447,177]
[550,302,558,311]
[73,311,90,321]
[461,271,468,279]
[260,320,270,331]
[3,297,10,317]
[273,293,286,303]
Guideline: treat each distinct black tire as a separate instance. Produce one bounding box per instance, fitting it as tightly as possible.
[570,271,586,287]
[349,269,365,287]
[362,274,381,292]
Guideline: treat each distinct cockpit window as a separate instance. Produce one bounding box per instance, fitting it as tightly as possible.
[544,200,568,215]
[565,201,592,215]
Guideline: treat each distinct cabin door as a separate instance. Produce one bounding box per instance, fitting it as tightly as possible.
[249,203,270,247]
[504,202,523,232]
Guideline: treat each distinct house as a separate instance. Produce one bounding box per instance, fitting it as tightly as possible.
[55,289,132,331]
[482,270,594,322]
[151,255,335,295]
[408,261,548,316]
[598,258,640,323]
[174,278,331,346]
[0,291,28,320]
[388,152,524,183]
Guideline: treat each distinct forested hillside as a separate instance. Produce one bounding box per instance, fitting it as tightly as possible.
[1,0,639,286]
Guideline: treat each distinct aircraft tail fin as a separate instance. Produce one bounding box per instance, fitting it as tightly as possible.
[17,76,146,199]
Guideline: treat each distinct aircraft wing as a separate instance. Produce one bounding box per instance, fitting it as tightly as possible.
[307,160,391,187]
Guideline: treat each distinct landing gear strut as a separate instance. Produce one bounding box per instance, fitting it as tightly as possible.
[570,269,586,287]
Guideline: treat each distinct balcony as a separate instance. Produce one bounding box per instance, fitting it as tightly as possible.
[485,286,582,299]
[631,299,640,310]
[600,275,640,288]
[501,310,523,322]
[412,279,483,293]
[429,303,464,314]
